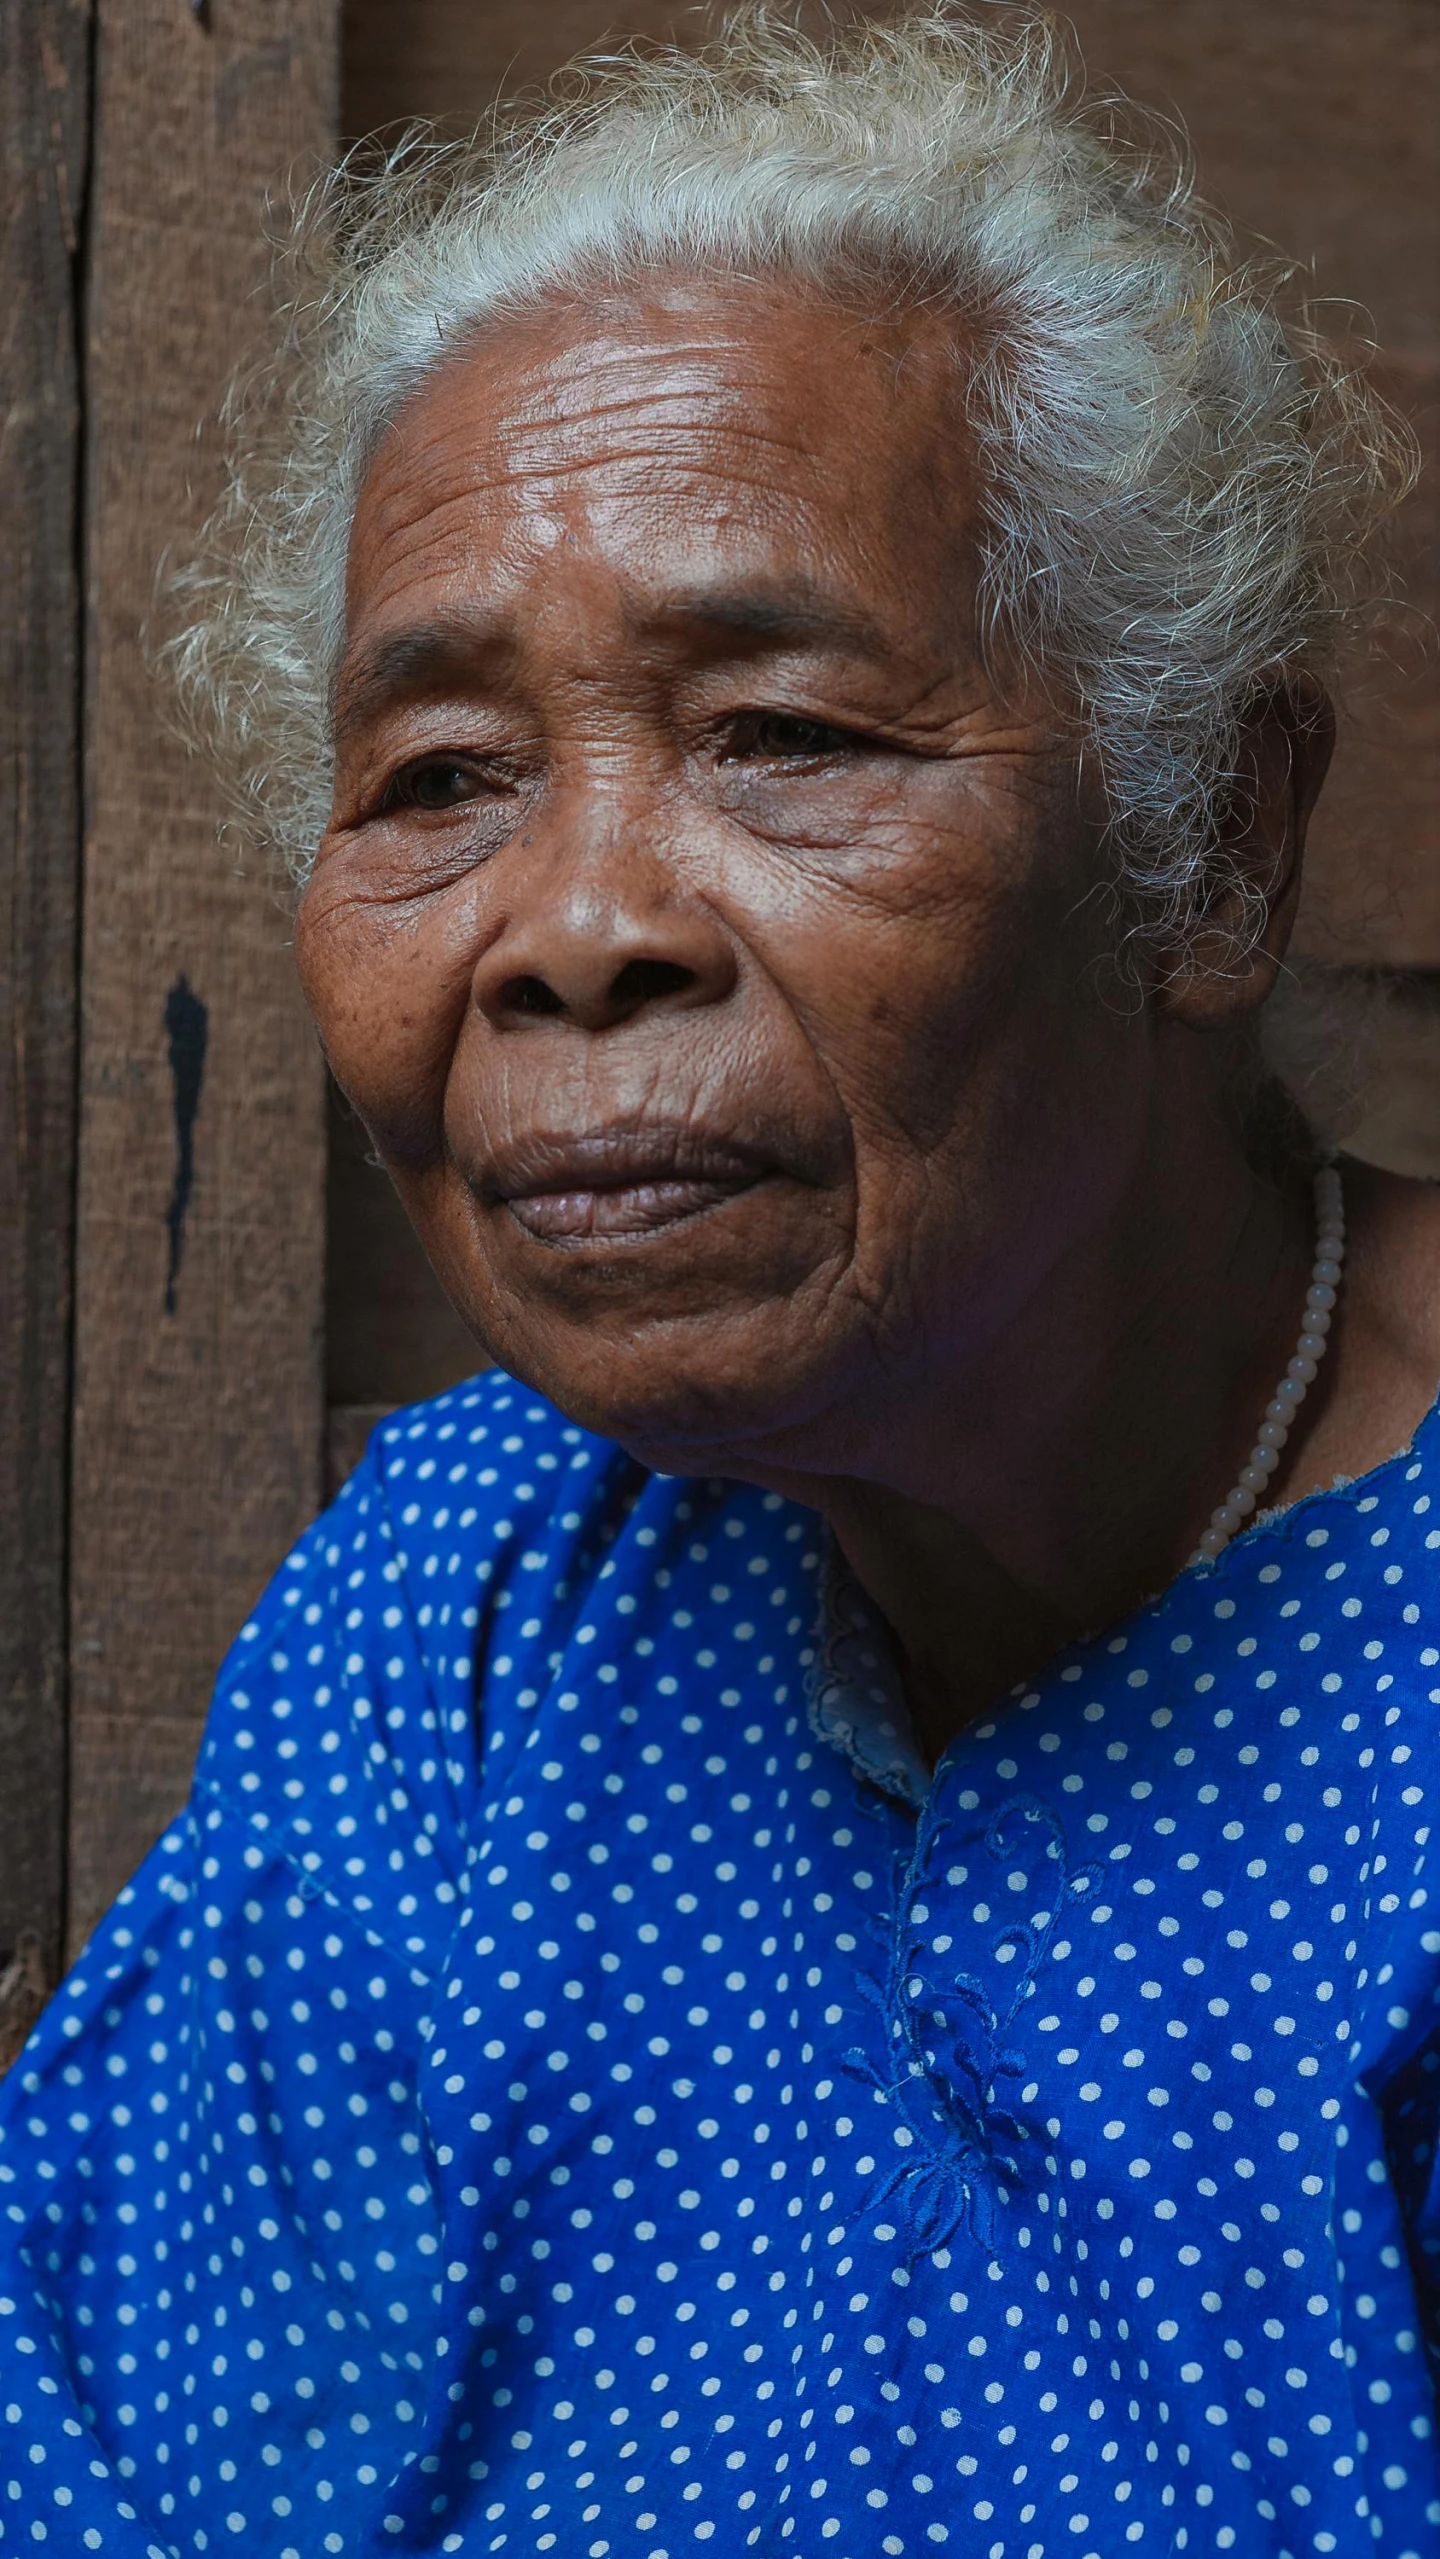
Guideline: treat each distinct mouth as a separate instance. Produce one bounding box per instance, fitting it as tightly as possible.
[486,1129,777,1246]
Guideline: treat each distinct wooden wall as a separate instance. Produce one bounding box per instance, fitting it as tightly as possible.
[1064,0,1438,977]
[0,0,337,2047]
[66,0,336,1958]
[0,0,90,2052]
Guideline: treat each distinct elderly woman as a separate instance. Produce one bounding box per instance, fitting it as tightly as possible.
[4,10,1437,2554]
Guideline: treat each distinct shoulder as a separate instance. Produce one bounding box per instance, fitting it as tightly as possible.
[220,1368,637,1732]
[191,1370,649,1904]
[335,1366,644,1603]
[242,1360,652,1689]
[360,1364,616,1512]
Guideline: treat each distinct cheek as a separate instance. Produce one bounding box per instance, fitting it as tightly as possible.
[750,833,1033,1158]
[294,874,479,1165]
[748,800,1120,1286]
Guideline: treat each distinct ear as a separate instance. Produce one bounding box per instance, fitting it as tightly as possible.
[1158,673,1335,1028]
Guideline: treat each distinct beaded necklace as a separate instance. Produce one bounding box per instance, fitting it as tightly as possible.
[1189,1162,1346,1566]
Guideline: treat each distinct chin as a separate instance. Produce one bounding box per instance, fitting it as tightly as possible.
[474,1288,856,1478]
[428,1181,838,1429]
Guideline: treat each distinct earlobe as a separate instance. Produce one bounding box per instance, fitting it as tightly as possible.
[1157,674,1335,1030]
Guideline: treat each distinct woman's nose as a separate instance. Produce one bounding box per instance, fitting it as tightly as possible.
[472,852,739,1034]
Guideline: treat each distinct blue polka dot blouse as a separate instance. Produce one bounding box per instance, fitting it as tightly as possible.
[3,1371,1439,2559]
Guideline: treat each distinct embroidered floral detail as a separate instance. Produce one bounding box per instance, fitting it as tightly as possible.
[848,1793,1102,2255]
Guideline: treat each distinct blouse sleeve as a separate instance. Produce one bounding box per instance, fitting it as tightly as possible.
[0,1433,481,2552]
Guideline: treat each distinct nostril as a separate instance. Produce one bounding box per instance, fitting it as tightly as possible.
[490,958,700,1026]
[608,958,695,1012]
[502,974,567,1017]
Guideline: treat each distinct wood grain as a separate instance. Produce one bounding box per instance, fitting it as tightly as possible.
[1063,0,1439,969]
[68,0,337,1957]
[0,0,91,1999]
[343,0,703,139]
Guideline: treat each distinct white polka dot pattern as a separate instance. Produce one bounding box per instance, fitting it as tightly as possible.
[1,1374,1437,2557]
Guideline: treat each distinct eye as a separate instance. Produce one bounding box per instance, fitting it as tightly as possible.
[723,710,864,763]
[382,754,490,813]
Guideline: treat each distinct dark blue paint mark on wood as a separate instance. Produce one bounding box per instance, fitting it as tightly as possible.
[163,975,208,1316]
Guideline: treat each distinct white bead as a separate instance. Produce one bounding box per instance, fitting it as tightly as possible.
[1196,1163,1343,1563]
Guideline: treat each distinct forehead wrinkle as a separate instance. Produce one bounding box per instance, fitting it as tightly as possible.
[358,419,831,571]
[381,424,832,517]
[498,379,808,459]
[361,297,977,585]
[500,428,819,495]
[373,339,880,528]
[352,448,904,645]
[490,320,840,418]
[349,309,985,694]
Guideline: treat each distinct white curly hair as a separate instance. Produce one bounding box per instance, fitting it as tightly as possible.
[168,3,1414,955]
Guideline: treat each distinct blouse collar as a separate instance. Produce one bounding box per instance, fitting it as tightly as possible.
[807,1542,930,1808]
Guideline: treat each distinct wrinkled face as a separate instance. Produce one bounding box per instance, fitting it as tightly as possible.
[299,277,1146,1473]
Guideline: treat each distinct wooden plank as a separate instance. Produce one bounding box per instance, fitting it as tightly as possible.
[1293,357,1438,970]
[1067,0,1439,362]
[1062,0,1440,969]
[343,0,698,140]
[68,0,337,1958]
[0,0,91,2039]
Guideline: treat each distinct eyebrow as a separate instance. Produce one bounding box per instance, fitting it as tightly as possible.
[331,581,895,744]
[332,616,510,747]
[652,581,891,656]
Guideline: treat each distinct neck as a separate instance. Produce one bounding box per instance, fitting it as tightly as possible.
[811,1106,1316,1763]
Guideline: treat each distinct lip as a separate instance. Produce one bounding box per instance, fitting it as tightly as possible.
[483,1126,780,1246]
